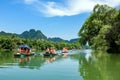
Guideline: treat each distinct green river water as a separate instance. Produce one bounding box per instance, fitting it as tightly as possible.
[0,50,120,80]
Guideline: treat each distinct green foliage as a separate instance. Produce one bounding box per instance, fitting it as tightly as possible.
[78,4,120,53]
[0,36,16,50]
[0,35,81,51]
[91,25,111,51]
[0,29,81,51]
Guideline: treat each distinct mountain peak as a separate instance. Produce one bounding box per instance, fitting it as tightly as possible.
[0,29,78,43]
[20,29,47,40]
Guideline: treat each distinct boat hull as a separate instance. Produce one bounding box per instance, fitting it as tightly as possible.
[43,53,58,57]
[14,53,34,58]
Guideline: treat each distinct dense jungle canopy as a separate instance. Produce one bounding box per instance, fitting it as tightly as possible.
[78,4,120,53]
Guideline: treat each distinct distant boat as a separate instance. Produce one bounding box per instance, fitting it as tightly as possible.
[43,53,58,57]
[14,44,34,57]
[62,47,68,53]
[62,51,68,53]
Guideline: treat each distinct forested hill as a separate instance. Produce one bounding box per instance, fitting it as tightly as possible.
[0,31,18,36]
[48,37,68,42]
[0,29,47,40]
[0,29,78,42]
[20,29,47,40]
[69,38,78,43]
[48,37,78,43]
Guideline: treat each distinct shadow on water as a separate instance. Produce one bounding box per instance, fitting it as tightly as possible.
[79,50,120,80]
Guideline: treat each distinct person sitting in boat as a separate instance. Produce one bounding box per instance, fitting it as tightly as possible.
[45,48,50,54]
[49,48,56,54]
[62,48,68,53]
[52,48,56,54]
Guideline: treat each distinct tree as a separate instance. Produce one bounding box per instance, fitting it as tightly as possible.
[78,4,120,53]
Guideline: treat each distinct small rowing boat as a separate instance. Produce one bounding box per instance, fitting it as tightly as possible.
[43,53,58,57]
[14,44,35,58]
[14,53,34,58]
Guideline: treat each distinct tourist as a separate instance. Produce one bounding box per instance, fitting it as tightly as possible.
[46,48,50,54]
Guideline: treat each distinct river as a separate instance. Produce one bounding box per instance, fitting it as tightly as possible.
[0,50,120,80]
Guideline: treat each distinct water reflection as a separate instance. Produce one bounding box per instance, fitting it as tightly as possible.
[0,51,45,69]
[1,50,120,80]
[0,51,70,69]
[14,57,31,66]
[0,51,14,68]
[79,50,120,80]
[15,56,45,69]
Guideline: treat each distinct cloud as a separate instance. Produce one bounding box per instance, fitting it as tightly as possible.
[24,0,38,4]
[23,0,120,17]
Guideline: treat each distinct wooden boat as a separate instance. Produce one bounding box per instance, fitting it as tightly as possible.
[14,53,34,58]
[14,44,34,58]
[43,53,58,57]
[62,51,68,53]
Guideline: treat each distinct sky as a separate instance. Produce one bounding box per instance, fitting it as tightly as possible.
[0,0,120,40]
